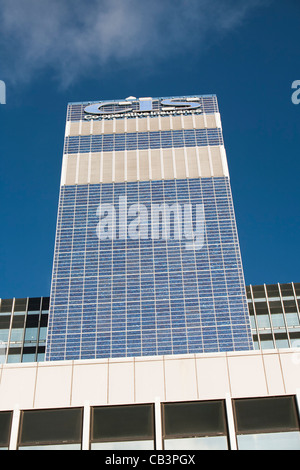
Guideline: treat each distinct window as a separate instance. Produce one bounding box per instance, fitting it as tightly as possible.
[285,312,299,327]
[18,408,83,450]
[0,348,7,364]
[234,396,300,450]
[0,329,9,344]
[27,298,41,314]
[162,400,228,450]
[259,335,274,349]
[266,284,280,298]
[294,283,300,296]
[0,412,12,450]
[0,299,13,314]
[271,313,285,328]
[256,314,271,329]
[12,299,27,316]
[91,404,155,450]
[252,286,266,299]
[24,327,38,343]
[7,348,22,363]
[280,284,294,298]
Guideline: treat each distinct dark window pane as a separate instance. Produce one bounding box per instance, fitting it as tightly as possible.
[92,404,154,442]
[289,332,300,342]
[8,347,22,354]
[14,299,27,312]
[0,299,13,313]
[294,284,300,296]
[246,287,251,298]
[12,316,25,328]
[163,400,227,438]
[19,408,83,446]
[234,397,299,434]
[280,284,294,297]
[283,300,297,313]
[248,303,254,315]
[0,412,12,447]
[252,286,266,299]
[269,301,283,314]
[266,285,280,297]
[27,298,41,312]
[41,298,50,310]
[40,315,49,327]
[23,347,37,354]
[0,316,11,329]
[25,315,40,328]
[254,303,269,314]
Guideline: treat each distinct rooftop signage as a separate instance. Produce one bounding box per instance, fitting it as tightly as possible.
[83,97,202,120]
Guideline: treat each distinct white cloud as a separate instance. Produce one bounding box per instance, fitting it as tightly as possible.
[0,0,269,87]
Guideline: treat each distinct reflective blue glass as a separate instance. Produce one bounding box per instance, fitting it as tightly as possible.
[46,177,253,360]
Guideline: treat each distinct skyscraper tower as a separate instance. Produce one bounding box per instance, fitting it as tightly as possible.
[45,95,253,361]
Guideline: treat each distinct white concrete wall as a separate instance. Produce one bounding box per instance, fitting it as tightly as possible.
[0,349,300,411]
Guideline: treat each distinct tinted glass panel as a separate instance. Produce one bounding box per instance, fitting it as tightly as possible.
[256,314,271,329]
[0,329,9,343]
[19,408,83,446]
[24,328,38,342]
[0,412,12,447]
[163,401,227,438]
[286,312,299,326]
[260,338,274,349]
[0,317,11,329]
[294,284,300,296]
[40,315,48,327]
[0,300,13,314]
[92,405,154,442]
[13,299,27,312]
[41,298,50,310]
[252,286,265,299]
[9,329,24,342]
[271,314,285,328]
[269,301,282,313]
[25,315,39,328]
[283,300,298,312]
[27,298,41,312]
[12,316,25,328]
[280,284,294,297]
[254,303,268,315]
[234,397,299,434]
[266,285,280,297]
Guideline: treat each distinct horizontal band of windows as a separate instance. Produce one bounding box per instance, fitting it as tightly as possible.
[64,129,223,154]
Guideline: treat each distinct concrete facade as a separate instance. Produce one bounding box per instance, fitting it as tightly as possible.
[1,348,300,411]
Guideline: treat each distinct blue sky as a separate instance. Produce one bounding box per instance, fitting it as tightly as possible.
[0,0,299,298]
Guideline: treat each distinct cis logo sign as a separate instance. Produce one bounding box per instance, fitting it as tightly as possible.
[84,97,201,115]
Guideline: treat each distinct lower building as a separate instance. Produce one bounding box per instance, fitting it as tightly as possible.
[1,282,300,365]
[1,284,300,450]
[0,349,300,450]
[0,297,48,364]
[247,282,300,350]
